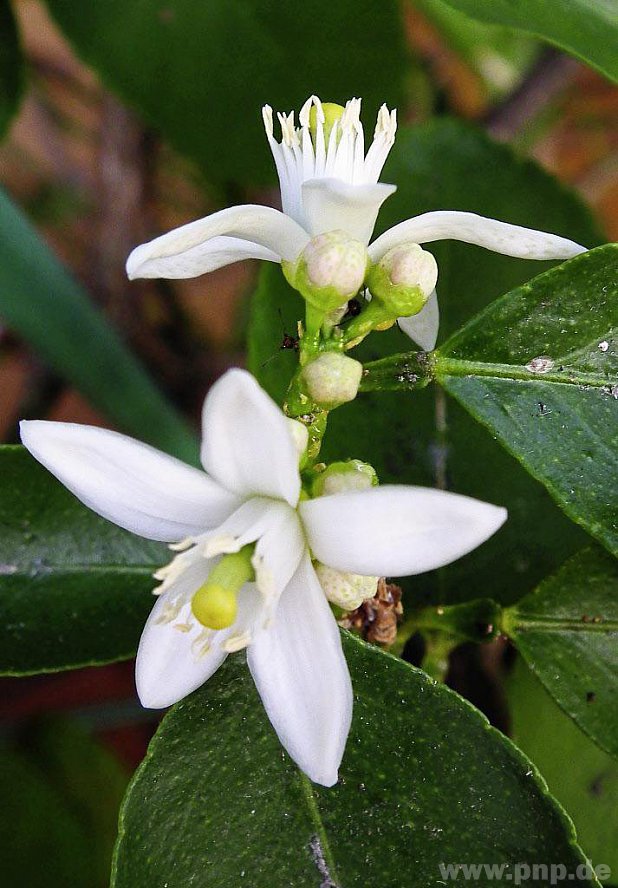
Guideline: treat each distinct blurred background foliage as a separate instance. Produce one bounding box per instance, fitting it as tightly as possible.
[0,0,616,883]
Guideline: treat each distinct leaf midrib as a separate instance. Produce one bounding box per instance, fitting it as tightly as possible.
[0,563,157,577]
[509,613,618,633]
[435,356,615,388]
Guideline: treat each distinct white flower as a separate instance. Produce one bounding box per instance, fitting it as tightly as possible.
[21,369,506,785]
[126,95,586,351]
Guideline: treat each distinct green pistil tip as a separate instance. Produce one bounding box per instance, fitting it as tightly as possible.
[309,102,345,144]
[191,545,254,630]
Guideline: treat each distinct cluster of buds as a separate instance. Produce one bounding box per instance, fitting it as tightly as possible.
[284,230,437,331]
[286,232,437,410]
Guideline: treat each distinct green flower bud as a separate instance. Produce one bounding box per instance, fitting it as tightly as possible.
[285,231,368,313]
[366,243,438,317]
[315,563,379,610]
[302,352,363,409]
[312,458,378,497]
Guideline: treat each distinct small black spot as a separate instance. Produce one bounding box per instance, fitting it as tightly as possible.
[586,691,596,703]
[346,297,362,317]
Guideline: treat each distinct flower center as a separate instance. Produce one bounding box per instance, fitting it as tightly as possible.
[308,101,345,146]
[191,545,255,630]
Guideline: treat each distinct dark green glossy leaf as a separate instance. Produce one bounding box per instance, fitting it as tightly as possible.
[249,119,599,605]
[0,447,164,674]
[113,634,595,887]
[438,0,618,82]
[504,547,618,760]
[0,187,198,462]
[437,245,618,556]
[44,0,407,186]
[0,0,24,137]
[0,717,128,888]
[508,657,618,876]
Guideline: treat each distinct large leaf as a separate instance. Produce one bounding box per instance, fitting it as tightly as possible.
[438,0,618,83]
[504,547,618,760]
[411,0,539,98]
[0,447,164,675]
[249,119,600,606]
[436,244,618,556]
[0,0,24,137]
[0,188,198,463]
[112,634,596,887]
[44,0,407,186]
[0,717,128,888]
[508,657,618,876]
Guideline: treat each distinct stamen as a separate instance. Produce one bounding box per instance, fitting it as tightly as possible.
[169,536,194,552]
[222,630,252,653]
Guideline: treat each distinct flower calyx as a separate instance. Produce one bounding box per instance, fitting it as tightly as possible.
[366,243,438,317]
[311,458,378,497]
[283,230,369,316]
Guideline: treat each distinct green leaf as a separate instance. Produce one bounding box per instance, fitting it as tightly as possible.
[436,245,618,556]
[0,717,128,888]
[504,547,618,760]
[0,188,198,463]
[44,0,408,186]
[0,447,164,675]
[0,0,25,137]
[438,0,618,82]
[112,634,596,886]
[248,119,600,606]
[508,657,618,876]
[410,0,539,98]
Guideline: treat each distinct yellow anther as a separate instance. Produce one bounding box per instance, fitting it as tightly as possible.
[191,545,254,630]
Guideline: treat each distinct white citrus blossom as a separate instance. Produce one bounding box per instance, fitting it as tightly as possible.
[21,369,507,786]
[126,95,586,350]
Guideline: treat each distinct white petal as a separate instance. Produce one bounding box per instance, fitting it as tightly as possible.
[368,211,586,261]
[201,369,301,506]
[126,205,310,279]
[251,503,305,611]
[20,420,239,542]
[126,235,280,279]
[136,567,262,709]
[247,554,352,786]
[397,290,439,351]
[300,485,507,576]
[302,178,396,245]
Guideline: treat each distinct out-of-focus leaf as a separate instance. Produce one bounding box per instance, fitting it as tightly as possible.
[0,188,198,463]
[0,0,24,137]
[509,657,618,874]
[411,0,539,98]
[504,547,618,759]
[248,119,600,606]
[437,245,618,556]
[0,447,163,675]
[44,0,408,186]
[112,634,595,887]
[0,716,128,888]
[438,0,618,82]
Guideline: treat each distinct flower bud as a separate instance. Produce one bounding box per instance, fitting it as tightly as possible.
[312,458,378,497]
[302,352,363,409]
[286,231,368,312]
[366,243,438,317]
[315,563,379,610]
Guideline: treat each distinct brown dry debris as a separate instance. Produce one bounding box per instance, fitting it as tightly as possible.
[339,578,404,647]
